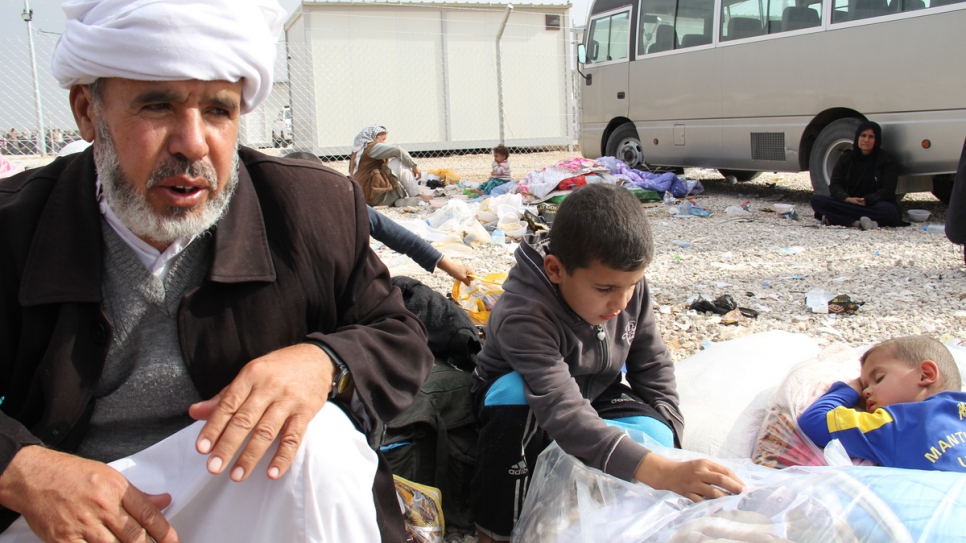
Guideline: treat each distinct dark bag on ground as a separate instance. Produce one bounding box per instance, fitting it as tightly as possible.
[385,277,482,533]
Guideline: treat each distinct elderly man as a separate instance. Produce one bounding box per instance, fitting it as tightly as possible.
[0,1,433,542]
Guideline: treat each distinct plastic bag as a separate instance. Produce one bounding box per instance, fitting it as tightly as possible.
[394,475,445,543]
[513,428,966,543]
[751,343,874,469]
[461,219,491,247]
[427,200,474,229]
[428,168,461,184]
[452,273,508,325]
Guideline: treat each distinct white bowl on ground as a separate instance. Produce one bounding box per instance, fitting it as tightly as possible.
[907,209,930,222]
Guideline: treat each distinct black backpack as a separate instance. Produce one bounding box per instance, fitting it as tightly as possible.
[385,278,482,533]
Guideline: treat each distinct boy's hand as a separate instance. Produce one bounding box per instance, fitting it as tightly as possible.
[846,378,868,411]
[634,454,745,502]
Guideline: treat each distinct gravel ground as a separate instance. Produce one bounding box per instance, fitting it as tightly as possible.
[372,152,965,361]
[14,150,963,360]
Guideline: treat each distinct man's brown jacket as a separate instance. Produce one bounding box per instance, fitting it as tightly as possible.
[0,147,433,540]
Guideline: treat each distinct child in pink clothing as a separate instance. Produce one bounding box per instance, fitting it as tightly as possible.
[490,145,511,181]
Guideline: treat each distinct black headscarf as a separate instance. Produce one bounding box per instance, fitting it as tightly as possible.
[852,121,882,160]
[845,121,882,196]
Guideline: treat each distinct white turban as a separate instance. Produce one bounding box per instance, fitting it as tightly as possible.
[51,0,287,114]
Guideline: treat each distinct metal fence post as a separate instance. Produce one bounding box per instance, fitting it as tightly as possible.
[22,0,47,156]
[495,4,514,146]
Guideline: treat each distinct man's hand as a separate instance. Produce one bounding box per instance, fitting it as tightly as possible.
[0,446,179,543]
[412,165,421,180]
[189,343,332,483]
[845,197,866,206]
[634,453,745,502]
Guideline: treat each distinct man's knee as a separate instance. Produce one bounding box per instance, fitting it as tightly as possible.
[295,403,378,486]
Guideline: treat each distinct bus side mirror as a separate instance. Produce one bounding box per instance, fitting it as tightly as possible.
[576,43,591,83]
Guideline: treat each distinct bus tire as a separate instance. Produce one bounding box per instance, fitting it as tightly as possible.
[808,117,863,195]
[718,169,761,182]
[605,123,645,168]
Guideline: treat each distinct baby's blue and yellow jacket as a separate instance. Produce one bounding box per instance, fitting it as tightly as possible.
[798,381,966,471]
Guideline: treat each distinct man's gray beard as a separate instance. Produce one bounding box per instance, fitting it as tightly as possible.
[93,118,239,247]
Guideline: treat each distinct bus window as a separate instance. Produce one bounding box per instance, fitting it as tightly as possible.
[776,4,821,32]
[639,0,677,54]
[675,0,714,48]
[720,0,765,40]
[832,0,895,22]
[588,10,631,63]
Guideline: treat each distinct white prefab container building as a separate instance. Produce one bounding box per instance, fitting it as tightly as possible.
[284,0,573,156]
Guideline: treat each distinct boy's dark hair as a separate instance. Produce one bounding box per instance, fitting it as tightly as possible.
[548,184,652,274]
[285,151,322,163]
[861,335,962,392]
[493,145,509,159]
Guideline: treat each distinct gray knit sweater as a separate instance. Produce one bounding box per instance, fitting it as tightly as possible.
[75,222,208,463]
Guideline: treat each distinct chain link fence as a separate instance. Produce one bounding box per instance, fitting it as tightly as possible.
[2,6,584,178]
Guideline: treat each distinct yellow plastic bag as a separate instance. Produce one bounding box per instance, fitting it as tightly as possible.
[428,168,461,184]
[394,475,444,543]
[452,273,508,325]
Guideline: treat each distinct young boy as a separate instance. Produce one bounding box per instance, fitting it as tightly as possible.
[798,335,966,471]
[470,184,744,542]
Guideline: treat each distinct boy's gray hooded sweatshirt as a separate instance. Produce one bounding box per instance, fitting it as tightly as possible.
[475,234,683,482]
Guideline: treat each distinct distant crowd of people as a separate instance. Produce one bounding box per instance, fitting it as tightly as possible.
[0,127,82,155]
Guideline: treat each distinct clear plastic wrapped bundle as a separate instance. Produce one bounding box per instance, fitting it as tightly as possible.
[513,429,966,543]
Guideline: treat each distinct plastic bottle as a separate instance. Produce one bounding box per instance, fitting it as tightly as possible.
[923,224,945,235]
[490,228,506,245]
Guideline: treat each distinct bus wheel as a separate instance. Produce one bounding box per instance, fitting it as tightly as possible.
[808,118,863,195]
[718,169,761,182]
[606,123,645,168]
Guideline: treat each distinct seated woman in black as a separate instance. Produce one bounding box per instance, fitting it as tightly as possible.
[810,121,902,230]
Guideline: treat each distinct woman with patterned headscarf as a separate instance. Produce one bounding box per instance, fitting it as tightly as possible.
[810,121,904,230]
[349,125,427,207]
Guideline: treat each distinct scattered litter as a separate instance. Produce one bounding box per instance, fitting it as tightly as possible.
[688,294,759,323]
[715,282,732,288]
[688,294,737,315]
[721,308,757,326]
[762,281,770,287]
[672,240,691,248]
[778,246,805,256]
[828,295,863,315]
[673,200,713,218]
[724,205,751,216]
[700,339,714,350]
[755,304,772,312]
[832,276,852,282]
[659,305,672,314]
[806,289,836,314]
